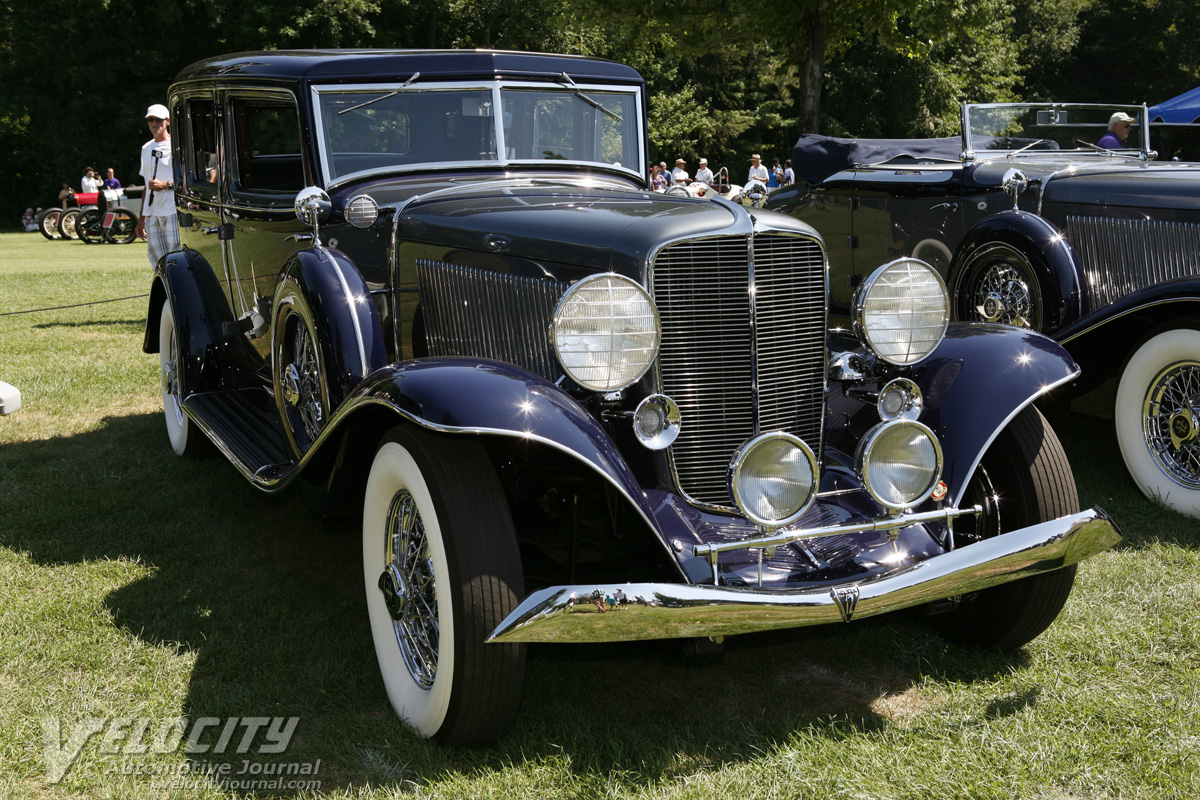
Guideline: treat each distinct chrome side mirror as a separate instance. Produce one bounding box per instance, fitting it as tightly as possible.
[294,186,331,244]
[1001,168,1028,211]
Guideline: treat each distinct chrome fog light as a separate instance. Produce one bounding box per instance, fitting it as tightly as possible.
[728,432,819,528]
[633,394,680,450]
[878,378,923,421]
[345,194,380,228]
[552,274,660,392]
[856,420,943,511]
[853,258,949,366]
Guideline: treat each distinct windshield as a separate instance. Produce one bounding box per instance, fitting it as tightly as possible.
[964,103,1147,156]
[313,82,643,185]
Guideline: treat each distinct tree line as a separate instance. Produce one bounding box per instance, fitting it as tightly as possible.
[1,0,1196,224]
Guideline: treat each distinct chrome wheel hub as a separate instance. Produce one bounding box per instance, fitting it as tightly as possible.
[379,490,438,688]
[286,320,324,441]
[1143,361,1200,489]
[972,263,1033,328]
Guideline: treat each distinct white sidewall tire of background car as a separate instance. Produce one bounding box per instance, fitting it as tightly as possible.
[159,299,192,456]
[362,439,455,738]
[1115,326,1200,517]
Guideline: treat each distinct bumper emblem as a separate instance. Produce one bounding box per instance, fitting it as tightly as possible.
[830,585,860,623]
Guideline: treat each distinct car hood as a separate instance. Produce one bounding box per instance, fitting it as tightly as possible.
[973,159,1200,211]
[393,181,796,273]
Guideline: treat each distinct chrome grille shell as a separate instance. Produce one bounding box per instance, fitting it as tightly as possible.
[650,232,828,511]
[1066,216,1200,310]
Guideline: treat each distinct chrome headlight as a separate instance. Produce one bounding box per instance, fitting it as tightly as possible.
[728,432,819,528]
[878,378,923,421]
[552,274,660,392]
[856,420,943,511]
[853,258,949,366]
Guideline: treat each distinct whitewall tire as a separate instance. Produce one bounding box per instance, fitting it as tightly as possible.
[362,426,525,746]
[159,299,202,457]
[1115,326,1200,517]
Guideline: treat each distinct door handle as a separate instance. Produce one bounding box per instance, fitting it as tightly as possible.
[930,202,959,212]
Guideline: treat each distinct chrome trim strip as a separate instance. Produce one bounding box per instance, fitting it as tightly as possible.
[946,368,1080,506]
[1058,295,1200,346]
[487,506,1120,643]
[322,247,369,376]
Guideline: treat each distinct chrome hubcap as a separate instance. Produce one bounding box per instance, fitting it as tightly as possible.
[972,262,1034,328]
[379,489,438,688]
[1143,361,1200,489]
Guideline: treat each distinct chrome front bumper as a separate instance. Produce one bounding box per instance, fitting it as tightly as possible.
[487,507,1120,644]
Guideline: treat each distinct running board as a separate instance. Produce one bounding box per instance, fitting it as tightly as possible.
[184,389,294,484]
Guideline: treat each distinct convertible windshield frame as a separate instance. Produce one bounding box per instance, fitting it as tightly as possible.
[962,102,1153,162]
[311,79,646,189]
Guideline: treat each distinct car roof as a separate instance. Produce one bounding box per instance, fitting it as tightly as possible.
[174,49,645,86]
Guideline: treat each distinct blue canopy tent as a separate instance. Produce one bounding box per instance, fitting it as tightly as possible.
[1149,87,1200,123]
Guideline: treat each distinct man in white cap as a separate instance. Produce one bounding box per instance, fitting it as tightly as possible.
[1097,112,1136,149]
[694,157,714,185]
[136,103,179,268]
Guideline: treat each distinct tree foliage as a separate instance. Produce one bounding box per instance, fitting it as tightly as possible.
[1,0,1198,225]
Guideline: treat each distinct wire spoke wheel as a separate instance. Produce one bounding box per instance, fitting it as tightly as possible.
[958,242,1042,330]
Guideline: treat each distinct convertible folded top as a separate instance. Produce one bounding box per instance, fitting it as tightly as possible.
[791,134,962,182]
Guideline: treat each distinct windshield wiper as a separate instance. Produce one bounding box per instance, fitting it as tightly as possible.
[1007,139,1047,157]
[558,73,623,122]
[338,73,421,115]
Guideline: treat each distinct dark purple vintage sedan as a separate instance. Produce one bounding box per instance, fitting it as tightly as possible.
[145,56,1119,745]
[769,103,1200,518]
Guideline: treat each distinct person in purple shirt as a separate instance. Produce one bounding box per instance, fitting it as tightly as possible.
[102,167,122,190]
[1097,112,1136,149]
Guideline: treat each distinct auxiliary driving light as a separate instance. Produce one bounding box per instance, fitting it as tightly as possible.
[633,394,680,450]
[728,432,819,528]
[877,377,923,421]
[856,420,943,511]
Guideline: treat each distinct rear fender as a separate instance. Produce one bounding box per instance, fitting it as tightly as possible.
[913,324,1080,505]
[142,248,233,394]
[950,211,1082,330]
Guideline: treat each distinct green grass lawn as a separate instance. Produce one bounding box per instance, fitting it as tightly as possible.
[1,231,1198,799]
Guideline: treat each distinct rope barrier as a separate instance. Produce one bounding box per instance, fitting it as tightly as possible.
[0,294,150,318]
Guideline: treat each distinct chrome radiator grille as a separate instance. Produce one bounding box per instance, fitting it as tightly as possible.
[1066,216,1200,310]
[417,258,569,379]
[652,234,827,508]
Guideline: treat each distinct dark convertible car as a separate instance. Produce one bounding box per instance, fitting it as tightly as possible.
[768,103,1200,518]
[145,54,1120,745]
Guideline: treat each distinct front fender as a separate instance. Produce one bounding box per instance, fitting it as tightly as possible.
[950,211,1082,330]
[913,324,1080,505]
[1056,277,1200,390]
[342,358,664,538]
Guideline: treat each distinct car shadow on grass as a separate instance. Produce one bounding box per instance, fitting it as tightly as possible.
[0,412,1072,795]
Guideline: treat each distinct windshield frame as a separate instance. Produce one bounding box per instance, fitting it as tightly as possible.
[311,79,646,190]
[961,102,1154,162]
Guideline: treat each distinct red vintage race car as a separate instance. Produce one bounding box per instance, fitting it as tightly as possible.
[37,187,142,244]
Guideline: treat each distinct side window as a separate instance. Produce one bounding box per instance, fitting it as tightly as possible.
[184,99,219,187]
[229,98,304,197]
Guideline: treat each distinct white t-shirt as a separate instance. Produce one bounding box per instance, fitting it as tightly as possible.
[81,175,101,193]
[747,164,769,183]
[695,167,714,184]
[672,167,690,183]
[140,137,175,217]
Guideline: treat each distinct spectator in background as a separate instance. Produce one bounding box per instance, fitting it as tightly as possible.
[781,159,795,186]
[659,161,672,185]
[21,208,36,231]
[81,166,101,193]
[767,157,782,188]
[102,167,121,191]
[136,103,180,268]
[672,157,690,184]
[695,158,714,185]
[1097,112,1136,149]
[746,154,769,186]
[58,183,74,209]
[651,164,667,191]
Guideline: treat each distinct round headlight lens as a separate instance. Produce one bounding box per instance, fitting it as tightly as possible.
[553,274,660,392]
[853,258,949,366]
[856,420,943,511]
[878,377,923,421]
[729,433,819,528]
